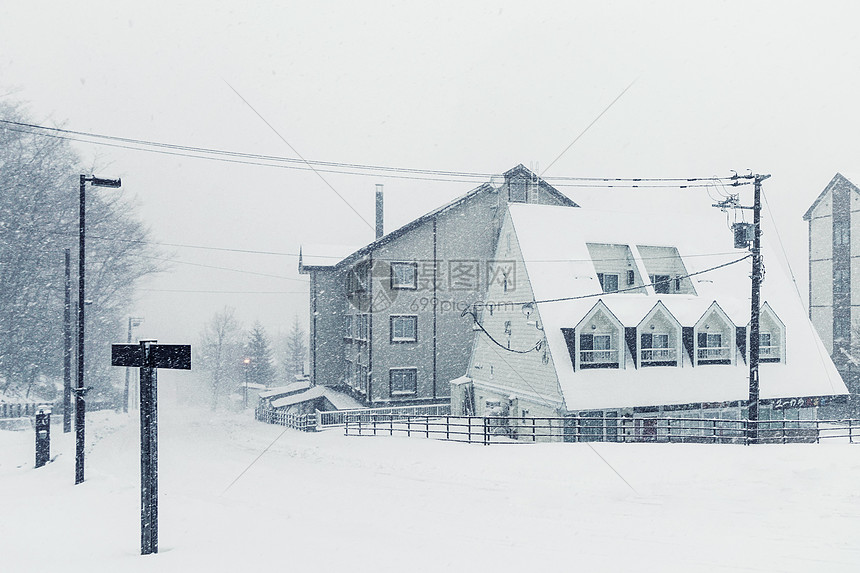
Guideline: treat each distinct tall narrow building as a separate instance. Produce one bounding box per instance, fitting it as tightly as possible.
[804,173,859,394]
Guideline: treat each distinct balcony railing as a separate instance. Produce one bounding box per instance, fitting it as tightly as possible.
[759,345,780,359]
[698,346,730,360]
[641,348,676,362]
[580,349,618,364]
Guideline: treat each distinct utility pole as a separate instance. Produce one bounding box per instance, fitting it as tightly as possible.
[63,248,72,433]
[748,173,770,444]
[714,172,771,444]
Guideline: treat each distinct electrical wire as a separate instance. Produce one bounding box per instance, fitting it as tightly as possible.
[473,254,752,311]
[1,118,751,188]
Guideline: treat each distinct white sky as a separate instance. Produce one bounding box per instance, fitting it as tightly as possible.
[2,1,860,353]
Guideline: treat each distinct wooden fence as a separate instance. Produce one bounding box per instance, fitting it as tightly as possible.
[255,402,451,432]
[344,414,860,445]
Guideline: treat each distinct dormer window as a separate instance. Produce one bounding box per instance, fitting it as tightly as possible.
[754,303,785,363]
[636,302,682,368]
[641,333,675,365]
[571,301,625,370]
[697,332,729,362]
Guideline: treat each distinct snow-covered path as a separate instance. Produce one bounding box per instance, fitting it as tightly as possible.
[2,404,859,572]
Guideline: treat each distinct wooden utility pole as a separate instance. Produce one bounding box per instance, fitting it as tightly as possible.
[714,172,771,444]
[747,173,771,443]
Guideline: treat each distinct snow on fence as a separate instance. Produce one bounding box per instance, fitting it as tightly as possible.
[344,414,860,445]
[255,402,451,432]
[0,402,47,419]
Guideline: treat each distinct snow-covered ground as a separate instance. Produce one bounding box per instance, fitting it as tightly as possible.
[2,403,860,572]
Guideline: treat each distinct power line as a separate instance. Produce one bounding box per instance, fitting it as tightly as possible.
[64,230,745,263]
[140,254,309,282]
[469,254,752,313]
[1,118,750,187]
[221,80,375,231]
[140,288,307,294]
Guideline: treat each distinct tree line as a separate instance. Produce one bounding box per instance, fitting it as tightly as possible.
[197,307,307,410]
[0,102,161,401]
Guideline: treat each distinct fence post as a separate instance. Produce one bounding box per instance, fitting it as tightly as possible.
[483,417,489,446]
[390,414,394,436]
[407,416,411,437]
[468,416,472,443]
[782,419,786,444]
[426,416,430,438]
[446,416,449,440]
[850,419,854,444]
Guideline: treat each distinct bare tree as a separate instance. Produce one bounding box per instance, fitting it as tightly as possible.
[0,101,161,401]
[199,307,243,410]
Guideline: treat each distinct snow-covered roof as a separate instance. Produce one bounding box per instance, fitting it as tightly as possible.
[299,244,362,269]
[506,203,848,411]
[258,380,312,400]
[803,172,860,220]
[270,386,365,410]
[298,165,578,274]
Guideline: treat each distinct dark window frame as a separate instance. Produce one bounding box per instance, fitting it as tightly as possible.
[390,314,418,343]
[390,261,418,290]
[389,368,418,396]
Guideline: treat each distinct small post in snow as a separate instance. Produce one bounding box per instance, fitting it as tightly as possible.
[111,340,191,556]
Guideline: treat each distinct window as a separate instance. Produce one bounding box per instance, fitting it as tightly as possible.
[356,314,369,341]
[597,273,619,293]
[580,333,618,367]
[835,220,849,246]
[390,315,417,342]
[835,268,850,294]
[390,262,417,290]
[345,360,353,386]
[759,332,780,362]
[627,270,635,286]
[344,315,353,339]
[357,364,368,394]
[346,262,369,295]
[390,368,417,395]
[698,332,729,362]
[651,274,671,294]
[509,178,527,202]
[641,333,674,364]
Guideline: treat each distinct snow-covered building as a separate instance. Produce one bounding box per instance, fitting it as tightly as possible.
[804,173,860,394]
[453,203,849,432]
[299,165,578,406]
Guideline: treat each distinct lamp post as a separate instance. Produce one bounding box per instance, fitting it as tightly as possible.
[76,174,122,485]
[243,358,251,408]
[124,317,145,413]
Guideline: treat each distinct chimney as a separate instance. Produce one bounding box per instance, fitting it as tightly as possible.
[375,184,384,240]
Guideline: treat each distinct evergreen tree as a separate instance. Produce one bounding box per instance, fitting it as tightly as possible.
[246,322,274,387]
[285,315,307,379]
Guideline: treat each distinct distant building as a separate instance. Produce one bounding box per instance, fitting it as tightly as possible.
[452,203,848,436]
[804,173,860,394]
[299,165,578,406]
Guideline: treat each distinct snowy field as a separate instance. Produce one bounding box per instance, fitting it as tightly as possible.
[2,403,860,572]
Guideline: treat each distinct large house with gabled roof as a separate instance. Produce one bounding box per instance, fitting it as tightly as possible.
[453,203,849,434]
[299,165,578,406]
[804,172,860,394]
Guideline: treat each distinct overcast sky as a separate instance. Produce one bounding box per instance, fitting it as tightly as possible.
[2,1,859,357]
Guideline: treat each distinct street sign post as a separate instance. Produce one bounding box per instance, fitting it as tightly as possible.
[112,340,191,556]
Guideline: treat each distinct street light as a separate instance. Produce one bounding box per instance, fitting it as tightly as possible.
[75,174,121,485]
[243,358,251,408]
[124,317,145,413]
